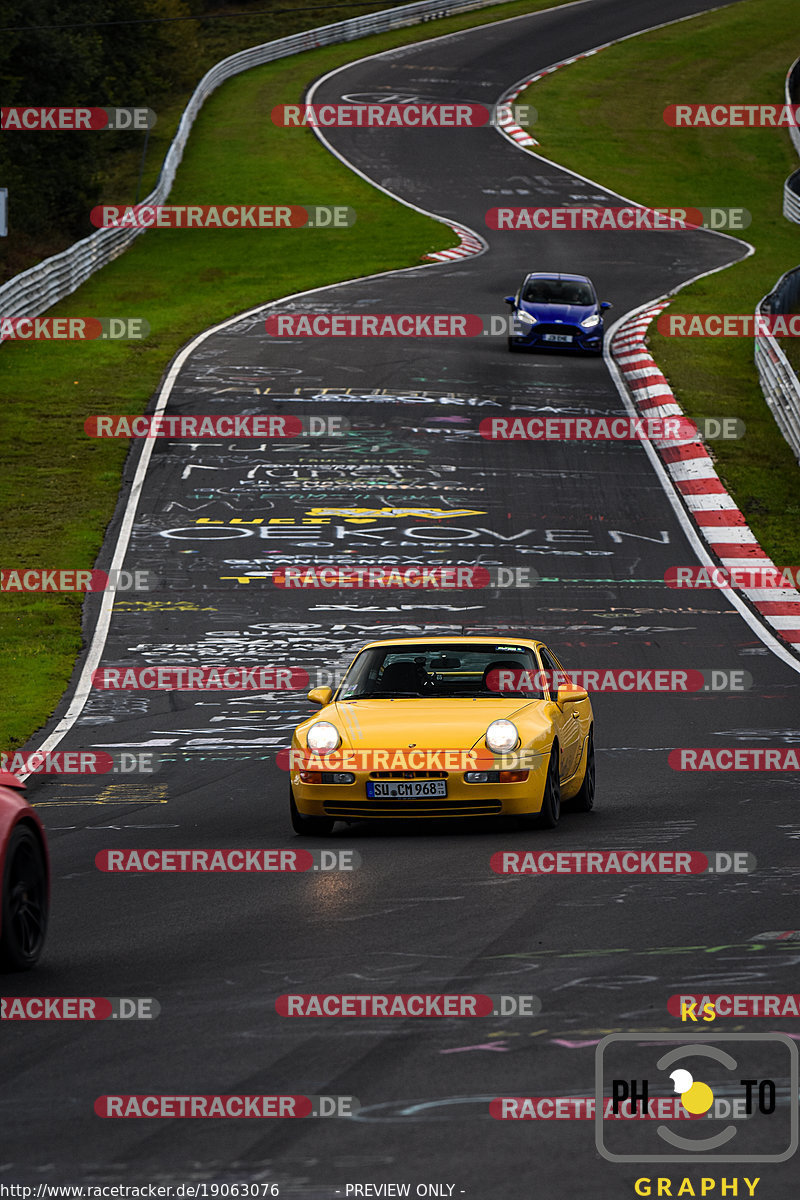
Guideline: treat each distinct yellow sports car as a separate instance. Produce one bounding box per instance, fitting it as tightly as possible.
[288,636,594,836]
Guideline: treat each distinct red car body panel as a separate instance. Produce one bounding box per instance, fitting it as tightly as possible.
[0,772,50,947]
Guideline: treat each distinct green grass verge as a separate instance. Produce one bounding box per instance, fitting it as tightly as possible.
[516,0,800,567]
[0,0,538,280]
[0,0,573,753]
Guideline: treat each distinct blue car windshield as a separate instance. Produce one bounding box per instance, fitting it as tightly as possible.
[523,280,594,305]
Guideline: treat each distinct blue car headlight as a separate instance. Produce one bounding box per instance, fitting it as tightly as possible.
[581,313,601,329]
[515,310,537,326]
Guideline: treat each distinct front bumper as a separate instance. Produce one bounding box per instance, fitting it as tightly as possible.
[291,760,550,820]
[510,322,603,353]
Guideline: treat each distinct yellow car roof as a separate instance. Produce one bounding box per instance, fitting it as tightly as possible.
[358,635,542,650]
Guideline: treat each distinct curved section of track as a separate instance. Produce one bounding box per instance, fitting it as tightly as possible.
[7,2,800,1196]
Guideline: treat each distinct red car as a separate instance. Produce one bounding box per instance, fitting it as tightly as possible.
[0,772,49,970]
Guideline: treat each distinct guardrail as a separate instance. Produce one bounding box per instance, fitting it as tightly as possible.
[0,0,509,331]
[785,167,800,225]
[786,57,800,156]
[783,57,800,222]
[754,58,800,464]
[755,267,800,464]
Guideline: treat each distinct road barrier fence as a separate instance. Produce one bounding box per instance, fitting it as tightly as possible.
[754,56,800,464]
[0,0,508,338]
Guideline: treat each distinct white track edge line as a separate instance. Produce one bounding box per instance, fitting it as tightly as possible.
[487,7,800,672]
[23,0,793,782]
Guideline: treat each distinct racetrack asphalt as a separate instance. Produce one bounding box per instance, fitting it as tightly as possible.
[5,0,800,1194]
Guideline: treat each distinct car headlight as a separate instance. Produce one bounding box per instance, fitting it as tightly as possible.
[306,721,341,752]
[485,719,519,753]
[516,310,537,326]
[581,313,601,329]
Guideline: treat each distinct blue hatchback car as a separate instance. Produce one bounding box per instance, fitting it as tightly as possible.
[505,273,611,355]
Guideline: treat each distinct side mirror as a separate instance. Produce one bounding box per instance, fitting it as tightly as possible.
[504,295,516,305]
[600,301,612,311]
[307,686,333,706]
[558,685,589,706]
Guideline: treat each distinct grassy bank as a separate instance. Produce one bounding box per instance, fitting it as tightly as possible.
[0,0,571,751]
[515,0,800,564]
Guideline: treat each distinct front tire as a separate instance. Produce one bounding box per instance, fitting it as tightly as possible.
[537,747,561,828]
[0,825,48,971]
[570,729,595,812]
[520,746,560,830]
[289,788,335,837]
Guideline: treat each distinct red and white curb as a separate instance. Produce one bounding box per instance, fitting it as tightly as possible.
[498,120,537,148]
[499,74,540,148]
[612,305,800,649]
[494,102,538,149]
[424,223,485,262]
[496,47,607,152]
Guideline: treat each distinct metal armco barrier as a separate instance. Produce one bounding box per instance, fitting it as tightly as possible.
[787,57,800,157]
[754,57,800,464]
[0,0,508,335]
[785,168,800,226]
[755,267,800,465]
[783,57,800,222]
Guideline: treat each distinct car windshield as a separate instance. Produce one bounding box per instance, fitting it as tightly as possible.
[336,643,545,700]
[523,279,594,306]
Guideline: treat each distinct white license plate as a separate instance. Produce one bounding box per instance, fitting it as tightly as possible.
[543,333,573,343]
[367,780,447,798]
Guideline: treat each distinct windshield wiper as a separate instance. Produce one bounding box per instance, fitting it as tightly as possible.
[484,690,541,699]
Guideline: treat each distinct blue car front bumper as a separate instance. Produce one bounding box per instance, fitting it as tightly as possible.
[510,321,604,353]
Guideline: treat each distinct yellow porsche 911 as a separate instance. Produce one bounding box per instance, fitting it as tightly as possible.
[288,636,594,836]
